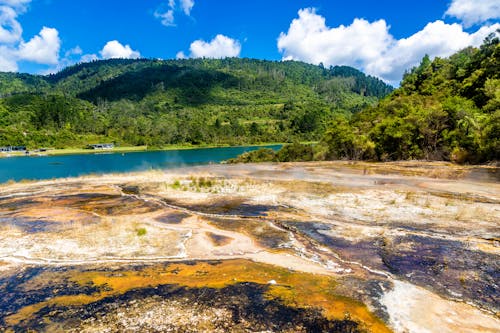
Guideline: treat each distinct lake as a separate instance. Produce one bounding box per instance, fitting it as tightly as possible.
[0,145,282,183]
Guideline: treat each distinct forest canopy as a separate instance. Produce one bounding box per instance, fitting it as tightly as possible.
[0,58,391,149]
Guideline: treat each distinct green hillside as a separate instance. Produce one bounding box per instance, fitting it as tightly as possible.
[234,33,499,164]
[0,58,391,149]
[0,73,51,97]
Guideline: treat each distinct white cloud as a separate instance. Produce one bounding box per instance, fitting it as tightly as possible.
[64,45,82,57]
[278,9,392,68]
[0,45,17,71]
[176,51,186,59]
[155,9,175,27]
[367,21,500,82]
[80,53,98,63]
[0,6,22,43]
[187,34,241,59]
[100,40,140,59]
[42,40,140,73]
[56,41,138,70]
[0,0,30,12]
[0,0,30,6]
[180,0,194,15]
[155,0,194,27]
[17,26,60,64]
[0,1,64,72]
[40,46,85,75]
[278,8,500,84]
[445,0,500,27]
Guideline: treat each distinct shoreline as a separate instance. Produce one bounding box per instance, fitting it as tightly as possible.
[0,142,286,158]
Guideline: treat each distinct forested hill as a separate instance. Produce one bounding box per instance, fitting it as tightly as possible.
[312,33,499,163]
[0,58,392,148]
[231,33,499,164]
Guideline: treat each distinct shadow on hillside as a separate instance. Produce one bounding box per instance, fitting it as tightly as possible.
[77,64,240,105]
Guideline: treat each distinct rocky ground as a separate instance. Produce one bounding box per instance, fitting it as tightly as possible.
[0,161,498,332]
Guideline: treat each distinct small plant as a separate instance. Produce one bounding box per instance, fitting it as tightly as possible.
[188,176,214,189]
[136,227,147,236]
[198,177,213,188]
[171,179,181,189]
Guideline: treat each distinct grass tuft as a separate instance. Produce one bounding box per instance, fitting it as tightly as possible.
[136,227,147,236]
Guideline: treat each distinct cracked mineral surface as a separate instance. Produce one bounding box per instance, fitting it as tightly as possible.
[0,161,498,332]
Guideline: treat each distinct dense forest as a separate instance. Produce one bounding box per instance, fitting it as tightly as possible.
[0,58,391,148]
[232,33,499,164]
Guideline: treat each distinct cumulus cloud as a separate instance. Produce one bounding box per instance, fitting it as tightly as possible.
[17,26,60,64]
[278,8,500,84]
[0,0,105,73]
[278,9,392,68]
[42,40,141,73]
[445,0,500,27]
[186,34,241,59]
[100,40,140,59]
[0,6,22,43]
[367,21,499,82]
[0,0,65,72]
[155,0,195,27]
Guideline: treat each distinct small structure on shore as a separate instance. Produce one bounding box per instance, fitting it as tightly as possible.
[0,146,27,152]
[88,143,114,150]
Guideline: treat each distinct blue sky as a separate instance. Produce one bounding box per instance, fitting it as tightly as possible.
[0,0,499,84]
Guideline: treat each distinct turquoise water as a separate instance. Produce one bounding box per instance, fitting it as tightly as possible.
[0,145,281,183]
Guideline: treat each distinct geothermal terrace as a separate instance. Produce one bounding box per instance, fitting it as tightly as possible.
[0,161,498,332]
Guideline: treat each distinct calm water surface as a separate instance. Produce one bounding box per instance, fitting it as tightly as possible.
[0,145,281,183]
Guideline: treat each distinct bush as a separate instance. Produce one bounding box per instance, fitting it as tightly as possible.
[227,148,277,163]
[276,142,314,162]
